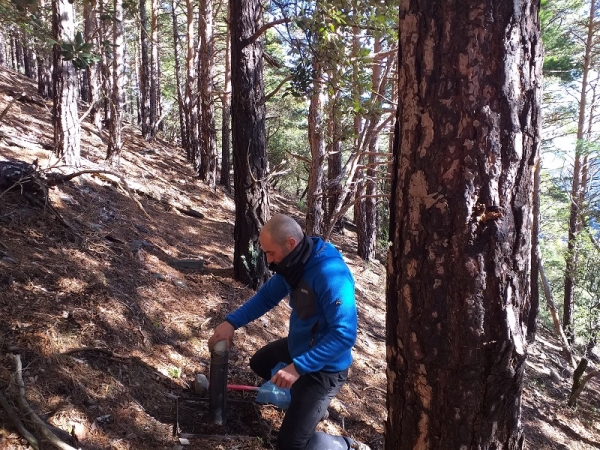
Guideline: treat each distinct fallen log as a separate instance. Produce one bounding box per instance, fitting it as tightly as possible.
[0,159,150,220]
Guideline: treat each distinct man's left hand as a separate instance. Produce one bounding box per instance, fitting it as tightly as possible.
[271,363,300,389]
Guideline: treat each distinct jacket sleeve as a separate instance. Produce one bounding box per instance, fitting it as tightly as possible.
[225,274,289,329]
[292,261,357,374]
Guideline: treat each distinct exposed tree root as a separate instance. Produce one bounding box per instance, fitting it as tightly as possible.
[11,354,78,450]
[0,389,40,449]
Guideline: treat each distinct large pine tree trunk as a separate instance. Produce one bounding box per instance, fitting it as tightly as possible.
[198,0,217,186]
[107,0,124,162]
[386,1,541,448]
[230,0,270,289]
[52,0,81,166]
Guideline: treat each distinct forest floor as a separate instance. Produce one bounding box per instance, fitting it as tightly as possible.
[0,66,599,450]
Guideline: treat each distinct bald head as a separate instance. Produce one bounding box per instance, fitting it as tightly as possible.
[261,214,304,246]
[259,215,304,265]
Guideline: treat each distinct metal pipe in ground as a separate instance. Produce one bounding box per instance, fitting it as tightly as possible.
[208,340,228,425]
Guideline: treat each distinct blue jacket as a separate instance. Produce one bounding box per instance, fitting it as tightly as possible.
[225,237,357,375]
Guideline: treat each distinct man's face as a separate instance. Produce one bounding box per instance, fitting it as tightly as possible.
[260,231,293,265]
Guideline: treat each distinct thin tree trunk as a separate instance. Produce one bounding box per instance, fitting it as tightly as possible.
[14,32,24,73]
[184,0,199,164]
[107,0,124,163]
[198,0,217,186]
[386,0,541,447]
[23,38,34,79]
[84,0,102,130]
[306,58,325,236]
[539,256,577,368]
[100,0,111,126]
[171,0,187,150]
[527,154,541,343]
[357,37,383,261]
[220,10,232,191]
[0,32,5,67]
[563,0,597,344]
[9,32,16,71]
[326,82,342,233]
[37,49,52,98]
[139,0,151,139]
[230,0,270,289]
[150,0,160,137]
[52,0,81,166]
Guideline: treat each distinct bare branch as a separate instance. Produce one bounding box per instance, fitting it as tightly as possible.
[247,18,290,45]
[262,75,293,104]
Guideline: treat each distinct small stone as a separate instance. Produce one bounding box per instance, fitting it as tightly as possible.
[71,422,87,441]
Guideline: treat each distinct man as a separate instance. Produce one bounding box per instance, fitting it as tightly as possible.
[208,214,370,450]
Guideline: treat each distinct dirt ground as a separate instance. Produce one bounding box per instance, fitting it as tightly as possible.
[0,67,599,450]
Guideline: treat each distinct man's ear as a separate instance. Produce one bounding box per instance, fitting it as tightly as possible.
[286,237,297,251]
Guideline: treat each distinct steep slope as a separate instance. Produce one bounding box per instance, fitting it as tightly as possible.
[0,66,598,449]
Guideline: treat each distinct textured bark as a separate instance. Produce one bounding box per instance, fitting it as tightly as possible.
[356,38,384,261]
[106,0,124,162]
[527,156,541,343]
[198,0,217,186]
[183,0,199,163]
[230,0,270,289]
[563,0,597,345]
[0,32,5,66]
[139,0,151,139]
[37,50,52,98]
[306,60,325,237]
[149,0,160,137]
[386,1,542,449]
[84,0,102,130]
[220,13,231,191]
[9,33,16,71]
[171,0,187,150]
[326,84,342,232]
[100,0,112,125]
[14,32,24,73]
[23,41,35,79]
[52,0,81,166]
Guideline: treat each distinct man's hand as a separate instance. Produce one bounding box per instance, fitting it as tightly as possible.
[208,321,234,350]
[271,363,300,389]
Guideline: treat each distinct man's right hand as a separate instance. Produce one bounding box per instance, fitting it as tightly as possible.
[208,321,235,350]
